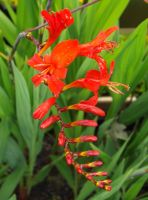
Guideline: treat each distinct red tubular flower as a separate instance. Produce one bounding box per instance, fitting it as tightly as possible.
[33,97,56,120]
[79,26,118,58]
[88,171,108,176]
[64,60,129,94]
[65,151,73,165]
[39,9,74,55]
[105,185,112,191]
[81,161,103,168]
[58,132,67,146]
[64,59,113,92]
[74,150,100,157]
[66,103,105,117]
[75,164,83,174]
[68,135,97,143]
[65,120,98,127]
[40,115,60,129]
[28,40,79,97]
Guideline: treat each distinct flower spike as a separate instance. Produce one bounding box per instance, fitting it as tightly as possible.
[28,8,129,191]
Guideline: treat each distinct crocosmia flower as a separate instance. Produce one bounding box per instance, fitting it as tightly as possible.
[38,9,74,55]
[28,7,130,192]
[28,40,79,96]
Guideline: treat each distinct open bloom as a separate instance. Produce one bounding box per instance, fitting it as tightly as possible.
[28,40,79,96]
[39,9,74,55]
[64,60,129,94]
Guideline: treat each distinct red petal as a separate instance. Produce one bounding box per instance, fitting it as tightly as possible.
[67,103,105,117]
[65,152,73,165]
[53,68,68,79]
[33,97,56,120]
[41,9,74,34]
[63,78,100,92]
[28,54,49,71]
[86,70,100,79]
[39,9,74,55]
[32,74,43,86]
[59,8,74,27]
[109,61,115,78]
[81,95,98,106]
[48,76,65,97]
[63,78,86,90]
[94,56,108,78]
[58,132,67,146]
[79,27,118,58]
[91,26,118,45]
[68,120,98,127]
[40,115,60,129]
[50,40,79,68]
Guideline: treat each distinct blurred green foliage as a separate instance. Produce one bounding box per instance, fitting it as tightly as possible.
[0,0,147,199]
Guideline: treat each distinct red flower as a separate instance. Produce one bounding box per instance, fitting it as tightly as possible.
[40,115,60,129]
[81,161,103,168]
[88,171,108,176]
[68,135,97,143]
[64,60,129,94]
[39,9,74,55]
[65,120,98,127]
[28,40,79,96]
[79,26,118,58]
[63,103,105,117]
[74,150,100,157]
[58,132,67,146]
[65,152,73,165]
[33,97,56,119]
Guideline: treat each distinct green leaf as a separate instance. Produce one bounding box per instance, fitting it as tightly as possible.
[1,0,16,24]
[119,91,148,125]
[124,174,148,200]
[81,0,129,41]
[17,0,39,30]
[0,119,10,163]
[0,58,13,98]
[13,63,33,148]
[8,195,17,200]
[106,137,130,173]
[32,164,51,187]
[126,120,148,153]
[0,87,13,117]
[0,11,17,45]
[77,181,95,200]
[4,138,25,168]
[0,164,25,200]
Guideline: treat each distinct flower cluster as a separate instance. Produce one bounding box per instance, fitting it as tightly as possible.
[28,8,129,190]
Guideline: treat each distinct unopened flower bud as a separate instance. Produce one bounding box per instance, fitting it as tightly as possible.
[65,152,73,165]
[58,132,67,146]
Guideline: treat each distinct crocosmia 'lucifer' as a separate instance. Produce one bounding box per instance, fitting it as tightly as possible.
[28,8,129,191]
